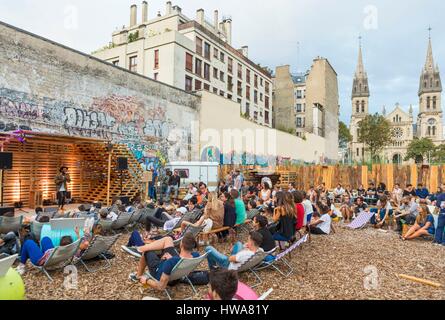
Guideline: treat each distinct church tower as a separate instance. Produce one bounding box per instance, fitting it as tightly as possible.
[417,30,443,144]
[350,40,370,161]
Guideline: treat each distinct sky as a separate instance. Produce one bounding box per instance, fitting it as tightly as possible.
[0,0,443,125]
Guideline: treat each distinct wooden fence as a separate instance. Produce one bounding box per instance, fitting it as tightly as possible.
[221,164,445,192]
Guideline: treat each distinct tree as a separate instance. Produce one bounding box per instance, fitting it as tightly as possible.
[358,114,392,161]
[404,137,435,163]
[433,144,445,163]
[339,121,352,149]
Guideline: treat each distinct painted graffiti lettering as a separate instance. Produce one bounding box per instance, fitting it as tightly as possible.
[0,96,46,120]
[63,107,115,131]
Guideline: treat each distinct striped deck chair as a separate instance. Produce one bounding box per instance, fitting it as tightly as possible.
[32,240,81,281]
[98,219,114,234]
[0,216,23,235]
[75,234,121,273]
[233,249,268,288]
[346,211,375,229]
[112,212,133,231]
[253,234,309,278]
[145,252,209,300]
[129,209,143,225]
[30,221,50,242]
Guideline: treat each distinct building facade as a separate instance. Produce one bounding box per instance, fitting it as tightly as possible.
[349,36,443,164]
[273,59,340,162]
[93,2,273,127]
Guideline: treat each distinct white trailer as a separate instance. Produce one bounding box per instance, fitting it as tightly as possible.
[166,162,220,191]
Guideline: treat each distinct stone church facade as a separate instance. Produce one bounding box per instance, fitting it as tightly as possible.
[349,36,443,164]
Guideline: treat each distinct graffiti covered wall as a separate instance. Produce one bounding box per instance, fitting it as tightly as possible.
[0,21,200,162]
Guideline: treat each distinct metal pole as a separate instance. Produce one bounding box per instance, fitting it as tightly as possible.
[106,151,112,207]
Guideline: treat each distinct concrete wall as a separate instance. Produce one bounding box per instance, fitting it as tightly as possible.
[198,91,327,164]
[0,21,200,163]
[273,65,296,132]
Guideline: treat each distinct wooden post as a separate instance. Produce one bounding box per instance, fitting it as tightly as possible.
[106,151,112,207]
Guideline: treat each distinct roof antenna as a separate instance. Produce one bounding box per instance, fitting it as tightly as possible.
[296,41,301,73]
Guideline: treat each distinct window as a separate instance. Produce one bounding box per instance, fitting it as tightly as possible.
[228,76,233,92]
[260,93,263,102]
[265,111,270,124]
[112,60,119,66]
[246,70,251,84]
[185,76,193,91]
[220,52,225,63]
[296,90,302,99]
[356,101,360,113]
[214,48,219,59]
[254,90,258,104]
[427,96,431,109]
[237,81,242,96]
[213,87,218,94]
[185,53,193,72]
[254,75,258,88]
[265,96,270,109]
[265,82,270,93]
[246,85,251,100]
[356,148,359,157]
[129,56,137,72]
[296,104,302,113]
[260,78,263,87]
[246,103,250,116]
[227,94,232,100]
[154,73,159,81]
[238,63,243,79]
[204,42,211,60]
[213,67,218,79]
[219,91,225,97]
[204,63,210,81]
[361,101,365,113]
[254,111,258,120]
[228,57,233,74]
[204,83,210,91]
[195,79,202,90]
[195,58,202,76]
[154,50,159,69]
[220,71,225,83]
[433,96,437,109]
[196,37,203,56]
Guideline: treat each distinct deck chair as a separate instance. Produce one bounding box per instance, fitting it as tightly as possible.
[32,240,81,281]
[145,252,209,300]
[233,250,268,288]
[173,225,205,246]
[346,211,375,229]
[75,234,121,273]
[43,207,59,218]
[258,288,274,301]
[30,221,50,241]
[112,212,133,231]
[0,254,18,277]
[0,216,23,235]
[253,234,309,278]
[129,210,143,225]
[98,219,114,234]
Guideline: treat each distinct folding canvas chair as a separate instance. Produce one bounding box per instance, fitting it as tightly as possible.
[145,252,209,300]
[30,221,50,241]
[258,288,274,301]
[129,209,143,225]
[0,254,18,277]
[0,216,23,235]
[112,212,133,231]
[234,250,268,288]
[75,234,121,273]
[173,225,205,246]
[140,208,156,221]
[253,234,309,278]
[43,207,59,218]
[346,211,375,230]
[98,219,114,234]
[32,240,81,281]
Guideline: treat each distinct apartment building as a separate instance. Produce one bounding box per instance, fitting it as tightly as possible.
[93,2,273,127]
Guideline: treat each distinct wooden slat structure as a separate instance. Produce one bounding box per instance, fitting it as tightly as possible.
[0,132,143,207]
[221,164,445,192]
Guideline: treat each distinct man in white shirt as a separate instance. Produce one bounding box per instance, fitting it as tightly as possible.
[333,184,345,200]
[309,205,332,235]
[302,194,314,226]
[205,232,264,270]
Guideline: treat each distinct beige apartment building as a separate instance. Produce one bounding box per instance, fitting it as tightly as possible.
[273,58,340,162]
[93,2,273,127]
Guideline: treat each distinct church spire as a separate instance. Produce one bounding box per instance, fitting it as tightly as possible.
[355,36,367,78]
[352,36,370,98]
[424,36,435,72]
[419,27,442,96]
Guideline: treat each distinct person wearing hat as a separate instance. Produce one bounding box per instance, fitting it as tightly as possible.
[54,166,71,210]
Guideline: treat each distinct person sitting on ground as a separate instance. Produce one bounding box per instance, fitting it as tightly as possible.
[371,195,393,228]
[302,193,313,226]
[403,184,417,198]
[402,205,435,241]
[217,180,228,197]
[333,184,345,201]
[415,183,430,200]
[245,182,258,202]
[231,189,247,226]
[308,204,332,235]
[259,182,272,205]
[339,194,354,223]
[394,195,419,232]
[207,269,239,300]
[351,196,369,219]
[392,183,404,206]
[246,200,260,220]
[129,233,200,291]
[270,192,296,242]
[377,182,387,198]
[366,183,378,205]
[0,232,20,256]
[252,215,276,260]
[356,184,366,197]
[197,182,209,206]
[288,183,297,193]
[181,192,224,233]
[240,180,250,199]
[205,231,264,270]
[183,183,198,201]
[16,235,74,275]
[307,186,317,203]
[292,191,305,231]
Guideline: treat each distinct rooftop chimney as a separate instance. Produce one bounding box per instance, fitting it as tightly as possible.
[224,18,232,45]
[172,5,182,13]
[166,1,172,15]
[196,9,204,25]
[142,1,148,23]
[130,4,137,27]
[241,46,249,58]
[214,10,219,30]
